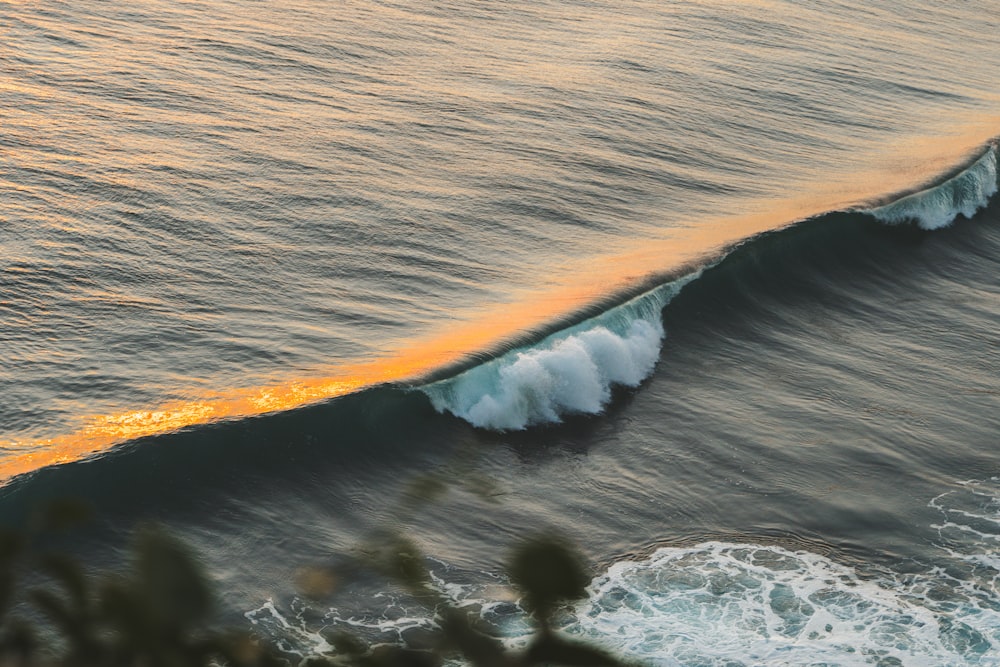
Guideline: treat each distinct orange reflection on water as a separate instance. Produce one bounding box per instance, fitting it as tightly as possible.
[1,118,996,483]
[0,276,637,481]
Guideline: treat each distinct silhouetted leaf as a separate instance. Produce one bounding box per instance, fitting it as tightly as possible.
[301,655,338,667]
[213,631,286,667]
[0,497,643,667]
[0,619,36,662]
[366,644,441,667]
[330,630,368,656]
[526,633,624,667]
[99,575,139,624]
[399,626,439,652]
[295,565,339,600]
[39,553,88,607]
[135,526,212,628]
[378,536,430,592]
[508,536,589,620]
[33,499,93,532]
[437,607,504,667]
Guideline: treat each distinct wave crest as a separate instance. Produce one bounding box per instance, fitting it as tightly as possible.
[424,145,1000,432]
[865,146,998,229]
[422,277,695,430]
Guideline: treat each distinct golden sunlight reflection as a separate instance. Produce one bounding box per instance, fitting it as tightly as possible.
[1,119,996,483]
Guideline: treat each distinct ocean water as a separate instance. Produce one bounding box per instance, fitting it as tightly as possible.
[3,0,1000,664]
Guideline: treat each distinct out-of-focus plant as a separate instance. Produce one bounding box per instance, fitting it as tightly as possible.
[306,532,627,667]
[0,493,631,667]
[299,470,631,667]
[0,499,279,667]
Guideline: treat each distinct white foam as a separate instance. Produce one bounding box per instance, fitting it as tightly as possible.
[428,318,662,430]
[558,482,1000,664]
[245,598,336,657]
[247,481,1000,665]
[422,276,695,430]
[866,146,998,230]
[928,478,1000,609]
[566,542,1000,666]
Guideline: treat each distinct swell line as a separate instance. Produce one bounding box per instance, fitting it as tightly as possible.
[1,138,996,481]
[424,143,998,430]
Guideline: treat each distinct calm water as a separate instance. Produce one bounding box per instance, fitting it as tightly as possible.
[3,0,1000,664]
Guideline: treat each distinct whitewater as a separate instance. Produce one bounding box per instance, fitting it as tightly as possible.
[249,478,1000,665]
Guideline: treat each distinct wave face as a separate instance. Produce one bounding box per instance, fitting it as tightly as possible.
[424,144,1000,432]
[421,275,697,430]
[866,146,999,229]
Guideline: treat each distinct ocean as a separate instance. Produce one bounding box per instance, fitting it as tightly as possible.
[3,0,1000,663]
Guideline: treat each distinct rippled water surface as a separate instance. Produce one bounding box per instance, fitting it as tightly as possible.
[3,0,1000,663]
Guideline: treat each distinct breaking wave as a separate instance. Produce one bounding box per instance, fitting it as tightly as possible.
[421,274,699,430]
[423,144,999,432]
[865,145,998,230]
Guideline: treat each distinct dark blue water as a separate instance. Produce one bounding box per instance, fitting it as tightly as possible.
[3,0,1000,663]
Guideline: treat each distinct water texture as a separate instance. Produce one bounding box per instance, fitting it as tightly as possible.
[3,0,1000,663]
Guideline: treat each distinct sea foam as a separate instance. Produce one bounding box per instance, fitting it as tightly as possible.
[866,146,998,230]
[421,275,696,430]
[567,540,1000,665]
[564,480,1000,665]
[250,482,1000,665]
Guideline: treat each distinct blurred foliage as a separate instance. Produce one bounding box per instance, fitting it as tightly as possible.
[0,499,281,667]
[0,498,629,667]
[306,527,628,667]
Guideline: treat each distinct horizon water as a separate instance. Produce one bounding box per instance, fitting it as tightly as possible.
[4,0,1000,664]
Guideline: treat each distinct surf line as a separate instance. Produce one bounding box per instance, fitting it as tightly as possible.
[1,140,996,482]
[423,143,998,430]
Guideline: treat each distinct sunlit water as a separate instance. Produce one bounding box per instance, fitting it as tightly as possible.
[3,0,1000,663]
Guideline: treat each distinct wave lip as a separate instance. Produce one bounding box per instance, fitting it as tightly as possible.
[865,145,998,230]
[421,275,697,430]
